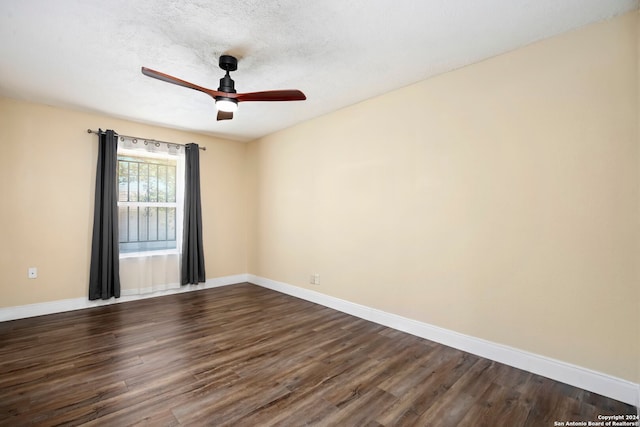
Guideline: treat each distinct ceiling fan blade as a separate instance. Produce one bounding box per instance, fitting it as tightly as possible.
[236,90,306,102]
[217,110,233,121]
[141,67,225,98]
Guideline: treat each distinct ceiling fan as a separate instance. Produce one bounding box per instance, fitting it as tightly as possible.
[141,55,306,121]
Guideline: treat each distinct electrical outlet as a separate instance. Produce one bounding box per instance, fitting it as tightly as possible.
[313,273,320,285]
[28,267,38,279]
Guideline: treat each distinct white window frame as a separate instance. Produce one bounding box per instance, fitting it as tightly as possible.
[117,147,185,258]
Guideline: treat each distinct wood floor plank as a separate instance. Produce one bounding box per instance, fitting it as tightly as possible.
[231,387,339,426]
[0,283,636,426]
[318,386,399,426]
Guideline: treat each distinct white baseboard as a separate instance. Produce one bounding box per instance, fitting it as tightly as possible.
[248,274,639,407]
[0,274,248,322]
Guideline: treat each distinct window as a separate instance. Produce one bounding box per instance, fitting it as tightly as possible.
[117,147,184,254]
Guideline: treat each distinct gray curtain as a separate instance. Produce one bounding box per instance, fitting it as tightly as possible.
[181,143,206,285]
[88,129,121,300]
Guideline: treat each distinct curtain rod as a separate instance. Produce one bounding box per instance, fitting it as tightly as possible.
[87,129,206,151]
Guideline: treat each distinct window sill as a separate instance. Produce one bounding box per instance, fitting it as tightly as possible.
[119,249,180,259]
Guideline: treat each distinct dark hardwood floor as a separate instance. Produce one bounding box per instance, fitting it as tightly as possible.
[0,283,635,426]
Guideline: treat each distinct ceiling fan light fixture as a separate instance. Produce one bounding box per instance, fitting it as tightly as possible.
[215,97,238,113]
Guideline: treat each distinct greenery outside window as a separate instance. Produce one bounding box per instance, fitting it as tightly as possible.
[117,150,181,254]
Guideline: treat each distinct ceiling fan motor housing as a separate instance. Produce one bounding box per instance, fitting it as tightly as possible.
[218,74,236,93]
[217,55,238,94]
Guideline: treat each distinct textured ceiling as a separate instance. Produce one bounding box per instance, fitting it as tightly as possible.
[0,0,637,141]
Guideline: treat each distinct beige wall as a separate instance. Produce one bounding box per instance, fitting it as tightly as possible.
[0,97,247,307]
[247,13,639,383]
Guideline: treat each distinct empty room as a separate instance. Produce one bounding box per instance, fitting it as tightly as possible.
[1,1,638,425]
